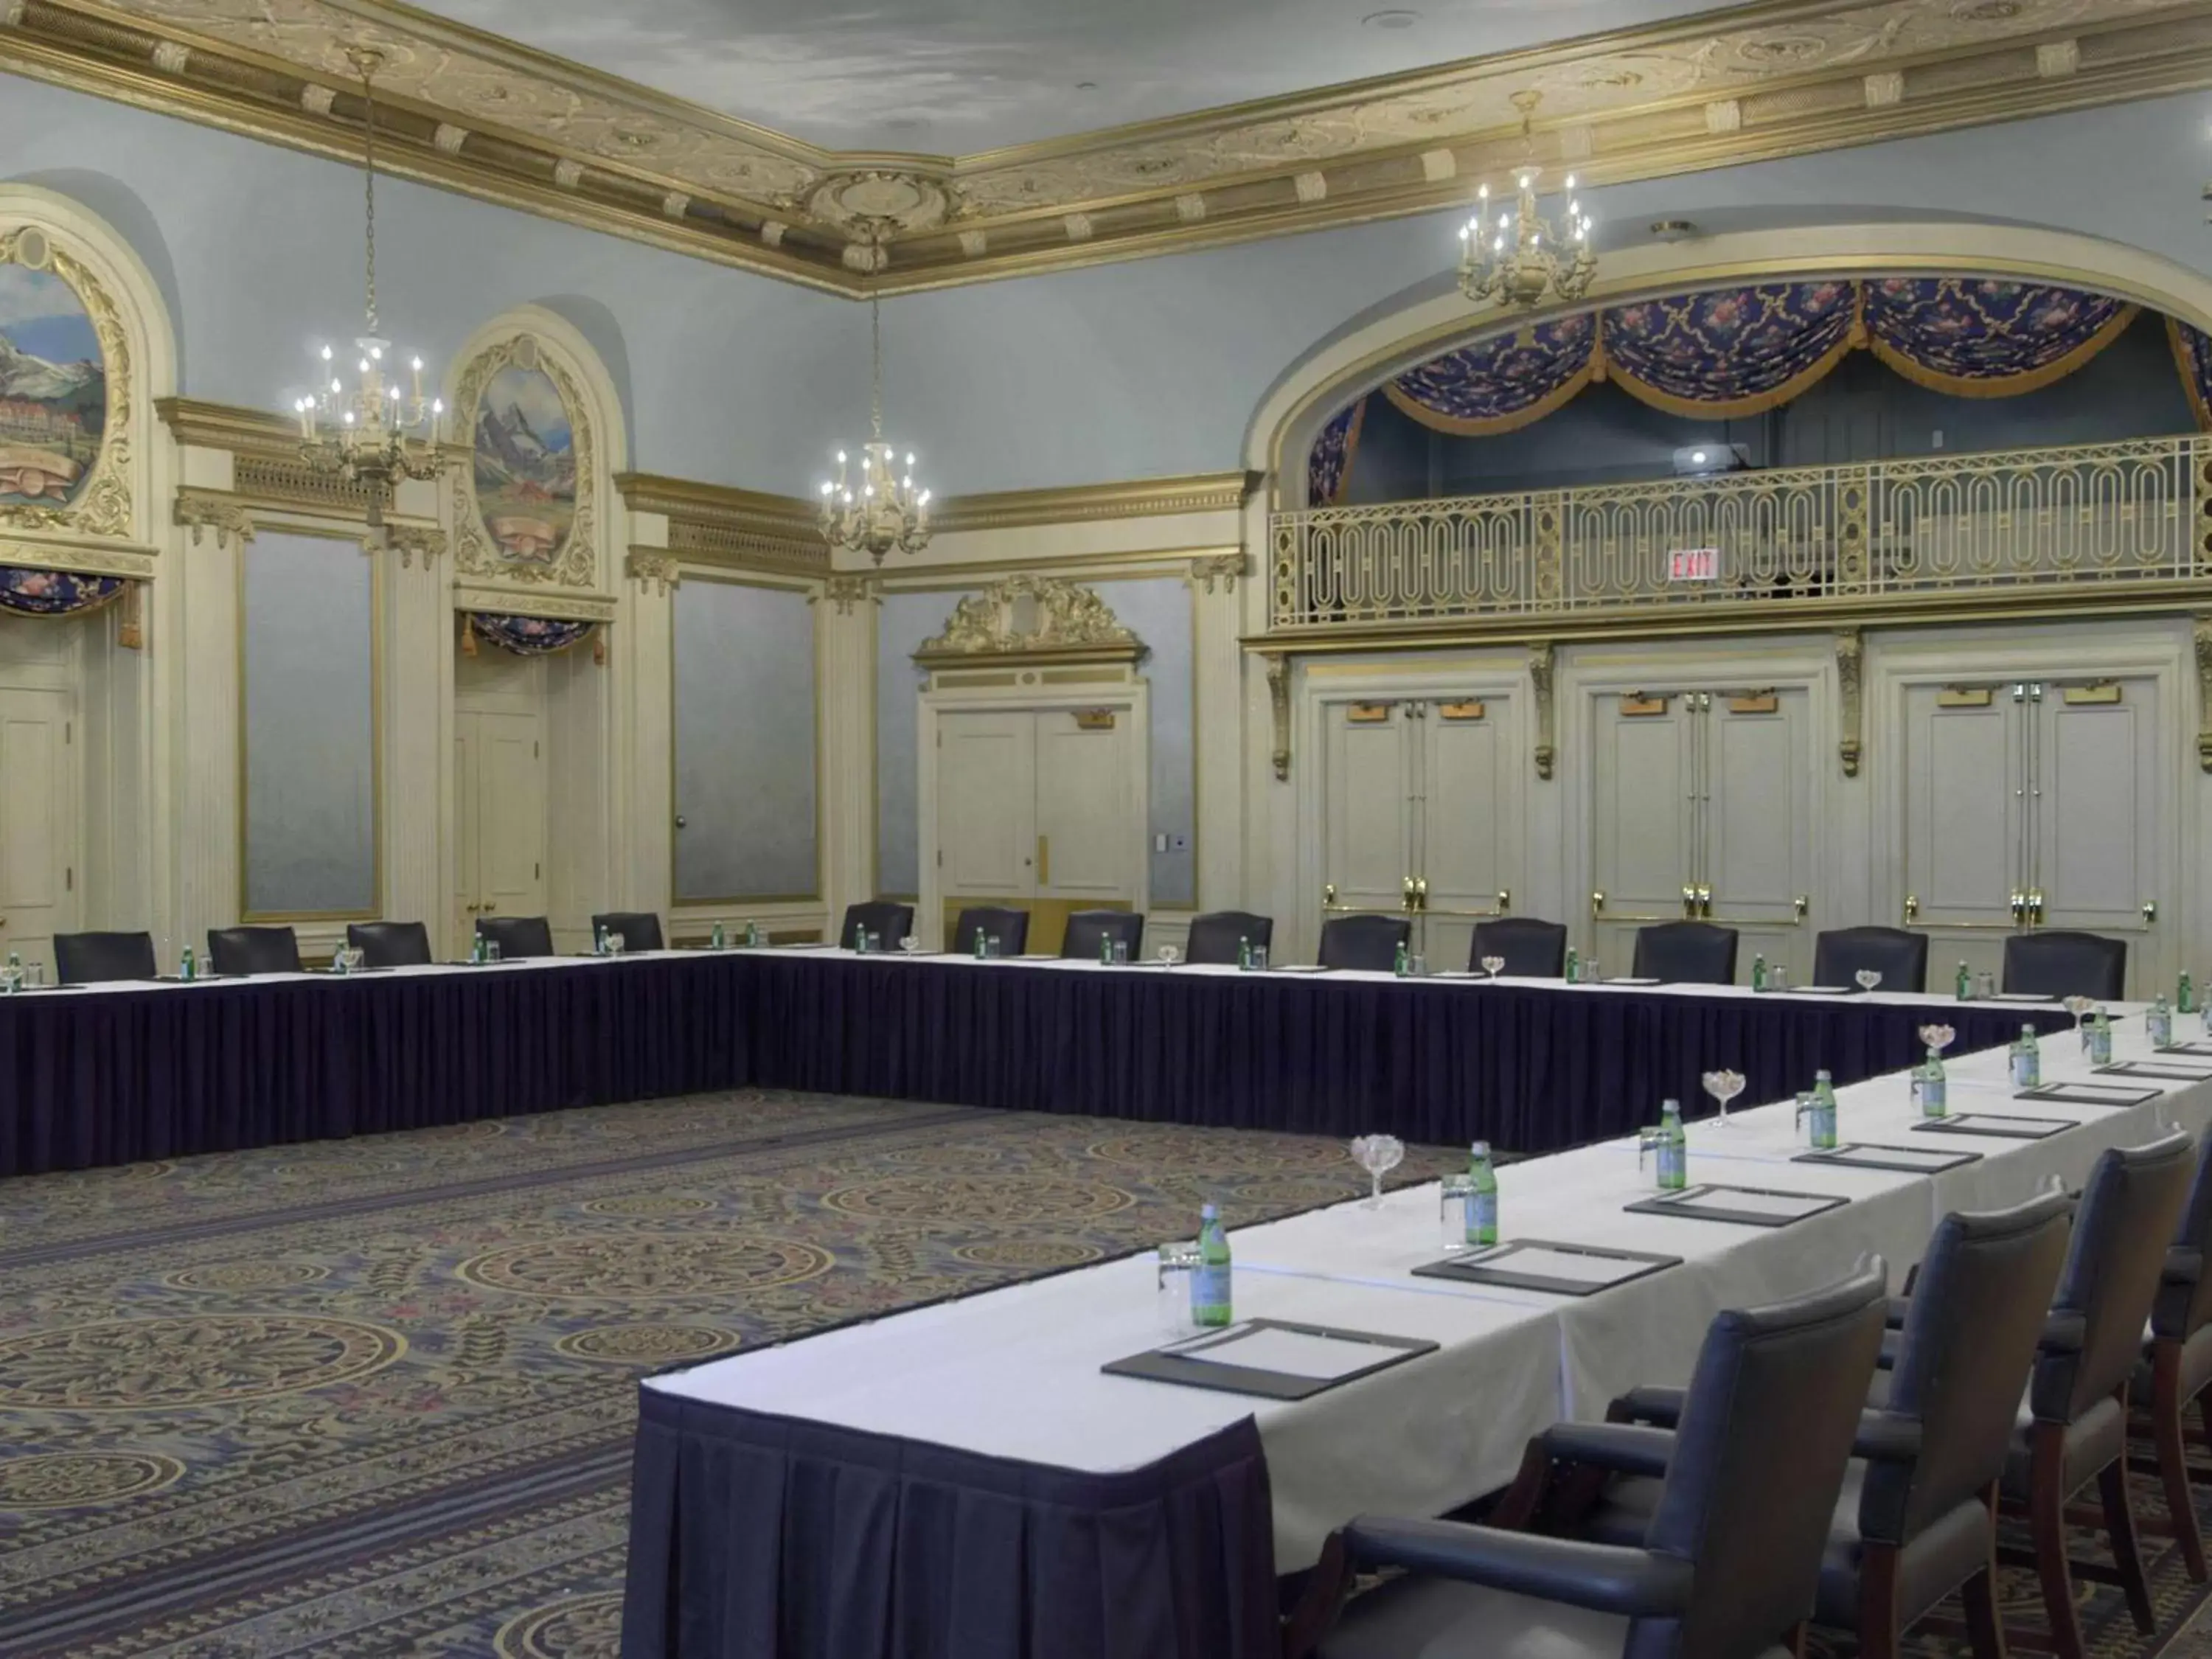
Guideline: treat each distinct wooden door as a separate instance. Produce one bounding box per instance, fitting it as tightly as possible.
[456,709,546,941]
[2034,677,2161,990]
[1321,700,1416,942]
[1897,681,2029,987]
[0,686,75,973]
[1588,692,1697,973]
[1703,689,1812,982]
[936,710,1037,942]
[1033,709,1134,951]
[1416,697,1517,973]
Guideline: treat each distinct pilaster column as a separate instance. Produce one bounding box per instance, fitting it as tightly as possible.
[818,574,878,922]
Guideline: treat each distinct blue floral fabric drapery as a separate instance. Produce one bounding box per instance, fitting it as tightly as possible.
[468,613,597,656]
[1382,313,1599,436]
[0,566,125,617]
[1314,273,2163,484]
[1864,279,2137,396]
[2169,318,2212,432]
[1307,398,1368,504]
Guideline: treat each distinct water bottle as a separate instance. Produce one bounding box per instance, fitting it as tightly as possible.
[1913,1046,1948,1118]
[2010,1023,2041,1089]
[745,920,762,948]
[1657,1100,1688,1190]
[1394,941,1409,978]
[1237,935,1251,971]
[595,925,610,958]
[2149,995,2174,1051]
[2180,968,2197,1016]
[2087,1007,2112,1067]
[711,921,726,951]
[331,944,349,977]
[1565,946,1579,984]
[1099,933,1114,966]
[972,929,987,961]
[1751,953,1768,992]
[1955,960,1972,1001]
[470,933,485,966]
[1805,1069,1839,1149]
[1466,1141,1499,1247]
[1192,1204,1233,1329]
[180,944,197,984]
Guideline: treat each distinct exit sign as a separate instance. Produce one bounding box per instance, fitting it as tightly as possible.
[1668,547,1719,581]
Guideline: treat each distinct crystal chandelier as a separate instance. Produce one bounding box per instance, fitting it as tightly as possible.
[292,47,447,529]
[818,296,931,563]
[1456,167,1596,310]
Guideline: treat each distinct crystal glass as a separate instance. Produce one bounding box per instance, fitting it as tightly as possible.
[1156,1242,1202,1337]
[1975,970,1997,1001]
[1919,1023,1955,1059]
[1111,939,1129,965]
[1349,1133,1405,1208]
[984,935,1001,959]
[1702,1068,1747,1128]
[1855,969,1882,993]
[485,940,503,964]
[0,961,20,995]
[1439,1173,1476,1251]
[25,961,45,990]
[2064,994,2095,1051]
[1481,955,1506,981]
[1769,964,1789,992]
[1408,953,1427,978]
[607,931,627,958]
[1250,944,1269,971]
[1156,945,1180,970]
[900,935,921,956]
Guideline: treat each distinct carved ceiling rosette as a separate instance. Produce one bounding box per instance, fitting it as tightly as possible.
[0,223,134,543]
[804,170,956,265]
[448,332,599,589]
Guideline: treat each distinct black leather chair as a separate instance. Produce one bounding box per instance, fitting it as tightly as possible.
[1185,910,1273,966]
[206,926,302,976]
[1632,920,1739,986]
[346,921,431,967]
[1318,914,1411,973]
[1290,1266,1889,1659]
[951,905,1029,956]
[591,911,664,953]
[52,930,156,985]
[1061,909,1144,960]
[1471,917,1568,978]
[2003,931,2126,1001]
[2139,1129,2212,1582]
[476,915,554,959]
[1812,925,1929,995]
[839,901,915,951]
[1997,1135,2194,1659]
[1600,1192,2073,1659]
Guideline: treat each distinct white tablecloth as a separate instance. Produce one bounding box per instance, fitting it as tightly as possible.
[649,998,2208,1568]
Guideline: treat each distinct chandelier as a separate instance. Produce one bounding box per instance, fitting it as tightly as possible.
[1456,167,1596,310]
[292,47,447,529]
[818,296,931,563]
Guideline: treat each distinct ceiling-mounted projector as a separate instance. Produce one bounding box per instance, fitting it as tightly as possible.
[1673,443,1753,476]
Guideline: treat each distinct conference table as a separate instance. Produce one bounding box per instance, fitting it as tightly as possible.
[623,996,2212,1659]
[0,946,2066,1176]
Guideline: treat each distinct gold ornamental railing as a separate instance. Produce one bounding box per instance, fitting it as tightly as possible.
[1268,435,2212,631]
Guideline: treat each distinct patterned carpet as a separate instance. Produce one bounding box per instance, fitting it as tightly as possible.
[0,1090,1458,1658]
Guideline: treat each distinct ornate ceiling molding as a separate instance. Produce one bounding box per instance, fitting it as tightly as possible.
[7,0,2212,291]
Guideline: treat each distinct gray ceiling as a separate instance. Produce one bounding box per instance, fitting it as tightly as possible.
[414,0,1728,153]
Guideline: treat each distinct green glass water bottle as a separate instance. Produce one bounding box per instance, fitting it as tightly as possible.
[711,920,726,951]
[1657,1100,1688,1190]
[1394,940,1409,978]
[2180,969,2196,1017]
[2010,1023,2041,1089]
[1192,1204,1233,1329]
[1237,935,1251,971]
[1466,1141,1500,1247]
[1751,953,1767,992]
[2149,995,2174,1050]
[1955,960,1972,1001]
[180,944,197,983]
[1565,946,1579,984]
[2087,1006,2112,1067]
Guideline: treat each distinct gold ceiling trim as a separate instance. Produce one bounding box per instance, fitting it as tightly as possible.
[8,0,2212,291]
[929,472,1253,533]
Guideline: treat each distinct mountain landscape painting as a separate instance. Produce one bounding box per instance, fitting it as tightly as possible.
[473,362,576,565]
[0,262,105,510]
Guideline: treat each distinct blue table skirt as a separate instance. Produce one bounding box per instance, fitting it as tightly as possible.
[0,953,2066,1176]
[622,1393,1278,1659]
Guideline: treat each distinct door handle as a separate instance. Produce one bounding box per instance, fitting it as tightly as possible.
[2028,890,2044,926]
[1402,876,1416,912]
[1697,886,1713,919]
[1793,894,1809,920]
[2008,891,2025,926]
[1413,877,1428,911]
[1324,883,1337,908]
[1680,885,1697,918]
[1590,890,1606,916]
[2143,900,2158,925]
[1903,894,1919,924]
[1497,888,1511,914]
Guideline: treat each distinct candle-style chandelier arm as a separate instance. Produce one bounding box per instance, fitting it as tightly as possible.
[1455,167,1597,310]
[818,293,933,564]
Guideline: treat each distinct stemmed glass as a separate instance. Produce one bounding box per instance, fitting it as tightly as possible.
[1349,1133,1405,1208]
[900,935,922,956]
[1157,945,1180,970]
[0,959,20,996]
[1701,1068,1747,1128]
[1855,969,1882,995]
[1481,955,1506,982]
[2064,995,2095,1051]
[1919,1023,1955,1060]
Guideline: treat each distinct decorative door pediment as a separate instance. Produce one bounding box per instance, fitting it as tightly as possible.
[914,575,1146,670]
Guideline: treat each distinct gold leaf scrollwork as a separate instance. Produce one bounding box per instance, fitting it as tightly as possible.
[1528,641,1557,781]
[387,526,445,569]
[173,488,254,547]
[821,574,874,615]
[1189,552,1245,594]
[1835,625,1865,779]
[625,550,679,596]
[450,333,599,590]
[1265,653,1292,782]
[0,230,133,541]
[2195,612,2212,776]
[917,575,1142,658]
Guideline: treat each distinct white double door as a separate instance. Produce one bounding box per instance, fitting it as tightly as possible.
[1588,687,1812,982]
[1320,696,1519,972]
[453,709,547,946]
[0,683,77,973]
[935,706,1137,952]
[1898,675,2161,992]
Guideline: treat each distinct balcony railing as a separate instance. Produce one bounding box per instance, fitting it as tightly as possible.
[1267,435,2212,633]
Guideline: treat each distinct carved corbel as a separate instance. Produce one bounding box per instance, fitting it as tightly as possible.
[1264,652,1292,782]
[173,489,254,549]
[821,574,877,616]
[1189,552,1245,594]
[2196,613,2212,774]
[625,551,681,597]
[1528,641,1556,780]
[1835,626,1865,779]
[388,526,446,570]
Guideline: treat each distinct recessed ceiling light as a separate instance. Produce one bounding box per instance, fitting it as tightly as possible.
[1362,9,1420,29]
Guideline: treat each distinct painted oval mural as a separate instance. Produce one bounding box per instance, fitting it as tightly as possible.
[0,257,105,510]
[473,361,577,566]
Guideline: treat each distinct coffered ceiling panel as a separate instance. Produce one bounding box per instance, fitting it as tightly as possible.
[5,0,2210,291]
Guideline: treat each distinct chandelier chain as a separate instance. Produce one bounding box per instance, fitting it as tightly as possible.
[869,295,883,441]
[355,51,379,334]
